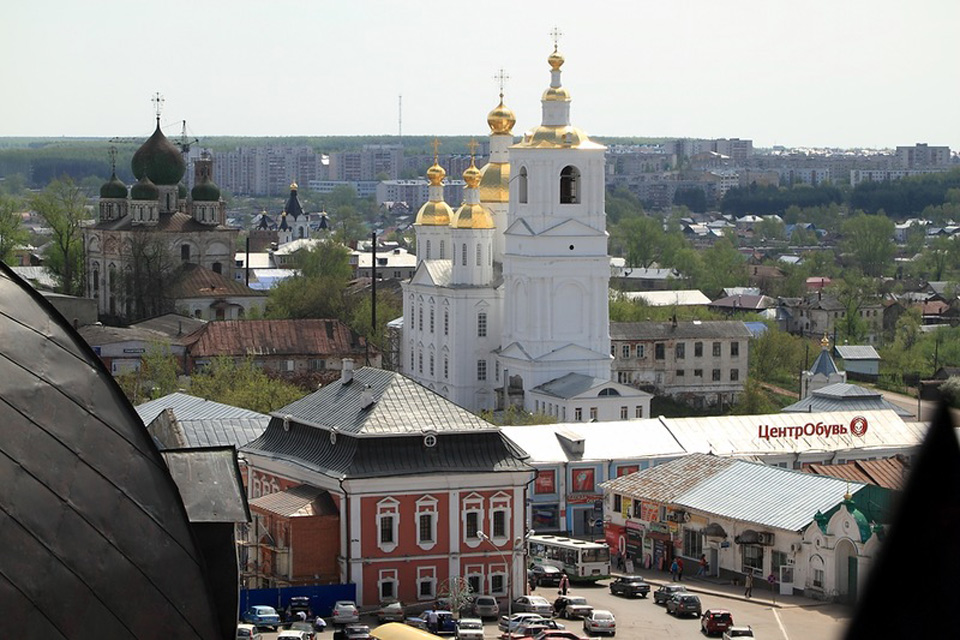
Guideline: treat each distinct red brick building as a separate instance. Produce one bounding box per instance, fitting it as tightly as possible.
[241,363,533,605]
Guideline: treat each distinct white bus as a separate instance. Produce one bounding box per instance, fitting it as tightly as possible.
[527,534,610,582]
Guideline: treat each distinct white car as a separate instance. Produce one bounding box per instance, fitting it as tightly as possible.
[332,601,360,625]
[498,613,545,633]
[237,624,262,640]
[723,628,755,639]
[456,618,484,640]
[583,610,616,636]
[278,631,312,640]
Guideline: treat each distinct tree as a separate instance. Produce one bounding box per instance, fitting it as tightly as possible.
[729,379,778,415]
[120,231,179,322]
[611,215,665,268]
[29,178,90,295]
[436,577,474,618]
[840,213,894,277]
[917,235,959,281]
[754,216,786,243]
[266,242,353,319]
[116,342,181,405]
[189,357,305,413]
[696,237,746,297]
[939,376,960,409]
[0,193,28,265]
[749,327,807,388]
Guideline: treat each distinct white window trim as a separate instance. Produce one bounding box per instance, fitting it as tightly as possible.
[416,495,439,551]
[464,564,484,595]
[488,491,511,545]
[378,568,398,602]
[377,497,400,553]
[462,493,485,548]
[488,563,508,596]
[417,566,437,601]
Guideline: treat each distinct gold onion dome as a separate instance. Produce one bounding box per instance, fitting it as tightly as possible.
[479,162,510,203]
[487,97,516,135]
[452,159,494,229]
[548,48,564,70]
[426,161,446,187]
[463,160,482,189]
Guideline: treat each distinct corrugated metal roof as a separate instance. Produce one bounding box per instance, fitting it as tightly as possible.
[249,485,338,518]
[172,417,269,449]
[809,349,840,376]
[502,419,686,464]
[803,457,908,490]
[663,410,925,458]
[781,388,914,418]
[276,367,497,436]
[675,459,865,532]
[835,345,881,360]
[161,447,250,523]
[130,313,207,339]
[621,290,711,306]
[611,321,752,340]
[137,392,270,426]
[184,319,371,358]
[167,263,266,299]
[600,453,735,501]
[78,323,178,346]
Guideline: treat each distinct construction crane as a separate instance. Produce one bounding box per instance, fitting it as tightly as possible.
[176,119,200,156]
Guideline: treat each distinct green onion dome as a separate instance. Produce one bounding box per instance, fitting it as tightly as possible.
[191,174,221,202]
[130,174,159,201]
[178,182,188,198]
[131,120,186,186]
[99,172,128,199]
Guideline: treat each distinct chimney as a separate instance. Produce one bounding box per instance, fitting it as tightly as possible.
[341,359,355,385]
[360,384,375,410]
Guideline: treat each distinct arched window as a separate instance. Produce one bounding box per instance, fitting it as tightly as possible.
[560,165,580,204]
[461,243,467,266]
[476,243,482,266]
[426,240,431,259]
[518,166,528,204]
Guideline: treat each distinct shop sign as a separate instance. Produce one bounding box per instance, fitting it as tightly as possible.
[625,520,645,535]
[123,348,145,354]
[640,500,659,522]
[689,513,708,526]
[622,497,632,518]
[667,521,679,534]
[649,521,669,535]
[535,469,556,494]
[567,493,602,505]
[758,415,868,440]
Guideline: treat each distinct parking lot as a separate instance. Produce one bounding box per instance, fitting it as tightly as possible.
[248,577,850,640]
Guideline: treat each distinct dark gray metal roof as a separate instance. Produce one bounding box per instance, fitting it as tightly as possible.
[835,345,881,361]
[144,406,270,450]
[782,384,914,417]
[610,321,752,341]
[161,447,250,523]
[137,392,270,426]
[275,367,497,436]
[809,349,840,376]
[0,263,222,638]
[131,313,208,340]
[249,485,339,518]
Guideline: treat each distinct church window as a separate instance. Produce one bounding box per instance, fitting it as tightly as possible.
[620,407,628,420]
[477,312,487,337]
[430,355,435,376]
[462,244,467,266]
[560,166,580,204]
[575,408,583,421]
[444,357,448,379]
[92,268,99,293]
[439,241,445,259]
[430,308,435,333]
[635,405,643,418]
[518,167,528,204]
[477,360,487,381]
[418,306,423,331]
[410,343,415,370]
[476,244,482,266]
[212,262,222,274]
[181,244,190,261]
[419,352,423,374]
[444,310,449,335]
[298,227,304,239]
[495,361,500,382]
[589,407,598,421]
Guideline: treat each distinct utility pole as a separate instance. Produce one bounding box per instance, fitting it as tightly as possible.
[370,231,377,367]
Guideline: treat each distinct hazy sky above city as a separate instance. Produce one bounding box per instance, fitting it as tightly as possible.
[3,0,958,150]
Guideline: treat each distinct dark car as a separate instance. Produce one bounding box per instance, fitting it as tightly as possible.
[608,576,650,598]
[653,584,687,605]
[528,564,564,587]
[287,597,313,622]
[665,593,702,618]
[701,610,733,637]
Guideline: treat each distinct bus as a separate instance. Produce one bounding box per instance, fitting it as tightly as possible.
[527,534,610,582]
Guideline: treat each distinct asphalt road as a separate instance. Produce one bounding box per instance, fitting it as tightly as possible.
[249,578,850,640]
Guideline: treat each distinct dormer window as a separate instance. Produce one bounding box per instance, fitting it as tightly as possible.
[560,166,580,204]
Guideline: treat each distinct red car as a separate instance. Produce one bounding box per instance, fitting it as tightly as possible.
[700,610,734,636]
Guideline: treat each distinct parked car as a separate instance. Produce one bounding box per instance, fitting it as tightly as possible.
[665,593,702,618]
[277,631,312,640]
[288,621,316,639]
[528,564,563,587]
[499,613,546,633]
[422,610,458,635]
[343,625,372,640]
[456,618,485,640]
[722,627,755,639]
[513,595,553,616]
[377,602,406,623]
[557,596,592,620]
[332,601,360,625]
[286,596,313,622]
[529,632,583,640]
[473,595,501,619]
[608,576,650,598]
[507,618,566,639]
[701,610,734,636]
[405,617,428,630]
[653,584,687,605]
[237,623,263,640]
[582,610,616,636]
[241,606,281,630]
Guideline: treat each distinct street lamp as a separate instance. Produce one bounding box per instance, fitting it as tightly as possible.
[478,529,535,623]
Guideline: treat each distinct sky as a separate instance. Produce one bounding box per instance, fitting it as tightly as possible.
[2,0,959,150]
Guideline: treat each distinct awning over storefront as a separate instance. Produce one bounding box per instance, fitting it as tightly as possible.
[702,522,728,538]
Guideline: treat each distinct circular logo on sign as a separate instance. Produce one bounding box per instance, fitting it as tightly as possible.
[850,416,868,437]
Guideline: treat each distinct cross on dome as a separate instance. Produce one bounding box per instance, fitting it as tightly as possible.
[550,26,563,52]
[431,137,441,161]
[467,139,479,158]
[493,68,510,99]
[151,92,165,120]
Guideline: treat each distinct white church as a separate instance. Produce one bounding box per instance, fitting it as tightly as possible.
[400,46,651,422]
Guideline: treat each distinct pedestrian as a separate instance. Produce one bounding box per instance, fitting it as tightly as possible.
[530,575,538,592]
[697,554,707,577]
[426,610,439,634]
[625,555,634,574]
[669,558,678,581]
[677,558,684,581]
[315,616,327,633]
[298,611,308,622]
[559,573,569,595]
[744,573,753,598]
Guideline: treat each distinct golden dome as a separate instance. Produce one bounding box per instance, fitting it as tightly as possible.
[517,124,600,149]
[426,162,446,186]
[479,162,510,203]
[548,49,565,70]
[415,200,453,226]
[451,202,495,229]
[542,86,571,102]
[290,181,298,190]
[463,161,482,189]
[487,97,516,135]
[821,334,830,349]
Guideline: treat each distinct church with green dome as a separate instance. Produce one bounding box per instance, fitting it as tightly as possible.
[84,115,263,323]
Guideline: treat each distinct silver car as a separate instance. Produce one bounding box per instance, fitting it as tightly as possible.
[456,618,484,640]
[512,595,553,616]
[332,601,360,625]
[472,595,500,619]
